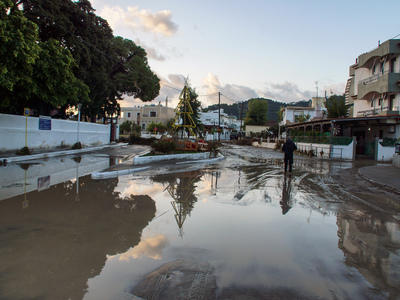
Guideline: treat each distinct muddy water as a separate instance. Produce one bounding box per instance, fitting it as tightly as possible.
[0,146,399,300]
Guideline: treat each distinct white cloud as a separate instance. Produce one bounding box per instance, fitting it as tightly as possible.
[201,73,258,106]
[135,39,166,61]
[259,81,313,103]
[118,235,169,261]
[100,5,178,37]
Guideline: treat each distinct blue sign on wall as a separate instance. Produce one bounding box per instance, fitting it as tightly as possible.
[39,116,52,130]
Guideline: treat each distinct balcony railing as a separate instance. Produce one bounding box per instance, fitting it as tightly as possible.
[361,70,389,85]
[357,106,399,116]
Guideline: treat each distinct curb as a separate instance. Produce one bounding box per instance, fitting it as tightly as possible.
[1,143,128,164]
[91,166,151,179]
[358,168,400,196]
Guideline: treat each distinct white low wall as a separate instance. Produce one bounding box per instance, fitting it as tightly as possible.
[133,151,213,165]
[253,141,277,149]
[296,141,355,160]
[0,113,111,152]
[253,139,355,160]
[376,143,395,162]
[393,154,400,167]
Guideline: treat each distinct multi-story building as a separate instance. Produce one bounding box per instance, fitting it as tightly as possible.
[120,106,141,125]
[346,39,400,118]
[199,109,240,132]
[139,104,175,130]
[120,105,175,131]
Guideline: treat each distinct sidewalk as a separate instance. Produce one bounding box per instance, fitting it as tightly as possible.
[0,143,129,164]
[358,165,400,195]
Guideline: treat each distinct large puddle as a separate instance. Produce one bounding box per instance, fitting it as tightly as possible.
[0,147,399,299]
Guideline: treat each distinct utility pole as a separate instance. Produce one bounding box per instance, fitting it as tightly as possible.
[166,96,168,107]
[240,101,244,134]
[218,92,221,142]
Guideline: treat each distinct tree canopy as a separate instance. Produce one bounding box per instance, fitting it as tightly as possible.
[244,98,269,125]
[0,0,160,120]
[325,94,347,118]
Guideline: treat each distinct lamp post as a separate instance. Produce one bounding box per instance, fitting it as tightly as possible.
[77,103,82,145]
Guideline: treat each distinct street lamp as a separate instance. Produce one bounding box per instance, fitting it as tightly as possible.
[77,103,82,145]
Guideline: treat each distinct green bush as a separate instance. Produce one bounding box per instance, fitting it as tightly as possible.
[16,146,31,155]
[129,135,156,145]
[71,142,82,150]
[380,138,397,147]
[151,140,176,154]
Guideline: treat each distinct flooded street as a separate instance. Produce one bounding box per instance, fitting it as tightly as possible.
[1,144,399,299]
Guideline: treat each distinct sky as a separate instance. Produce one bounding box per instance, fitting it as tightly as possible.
[90,0,400,109]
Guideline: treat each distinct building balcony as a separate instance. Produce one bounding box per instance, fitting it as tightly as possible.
[358,39,400,68]
[357,72,400,99]
[356,106,399,117]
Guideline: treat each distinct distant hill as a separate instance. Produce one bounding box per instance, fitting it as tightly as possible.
[204,98,310,121]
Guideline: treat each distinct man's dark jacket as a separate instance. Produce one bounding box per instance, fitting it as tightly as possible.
[282,138,297,161]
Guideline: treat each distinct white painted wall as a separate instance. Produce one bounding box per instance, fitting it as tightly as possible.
[295,140,355,160]
[376,143,395,162]
[0,113,111,152]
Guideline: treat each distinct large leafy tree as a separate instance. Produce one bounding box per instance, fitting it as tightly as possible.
[0,0,39,113]
[21,0,159,122]
[244,98,269,125]
[325,94,347,118]
[0,0,89,115]
[106,37,160,119]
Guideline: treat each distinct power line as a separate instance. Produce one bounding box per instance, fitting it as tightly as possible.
[220,93,243,103]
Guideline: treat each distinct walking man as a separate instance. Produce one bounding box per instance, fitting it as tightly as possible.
[282,136,297,174]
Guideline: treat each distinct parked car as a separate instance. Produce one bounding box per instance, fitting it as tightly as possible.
[230,131,245,140]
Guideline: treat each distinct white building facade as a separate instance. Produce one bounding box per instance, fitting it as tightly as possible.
[120,105,175,131]
[199,109,241,132]
[346,39,400,118]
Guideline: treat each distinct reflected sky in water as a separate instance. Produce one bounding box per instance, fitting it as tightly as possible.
[0,149,399,300]
[86,162,399,300]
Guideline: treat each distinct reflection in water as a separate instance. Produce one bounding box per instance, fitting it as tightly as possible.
[151,170,203,237]
[2,146,400,299]
[337,212,400,299]
[0,174,156,300]
[280,175,292,215]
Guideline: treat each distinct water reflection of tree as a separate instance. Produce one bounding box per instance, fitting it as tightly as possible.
[0,175,156,300]
[151,171,203,237]
[337,212,400,299]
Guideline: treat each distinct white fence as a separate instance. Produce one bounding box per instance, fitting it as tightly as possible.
[0,113,111,152]
[141,131,231,141]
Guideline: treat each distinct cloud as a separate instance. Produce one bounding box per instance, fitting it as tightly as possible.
[201,73,258,106]
[100,5,178,37]
[135,39,166,61]
[259,81,314,103]
[118,235,169,261]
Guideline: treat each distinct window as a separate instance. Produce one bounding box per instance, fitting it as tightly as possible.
[127,112,131,118]
[150,111,157,117]
[371,100,374,107]
[372,65,376,74]
[141,123,146,130]
[137,113,140,117]
[390,58,396,73]
[389,94,395,111]
[379,98,383,106]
